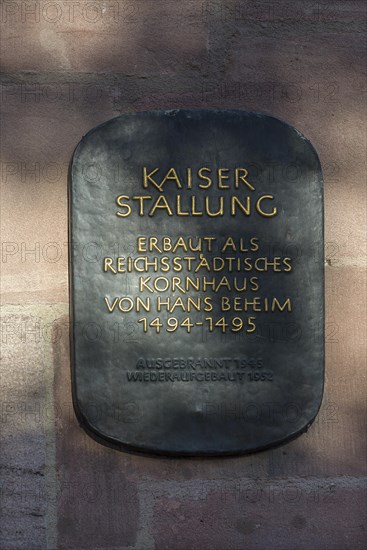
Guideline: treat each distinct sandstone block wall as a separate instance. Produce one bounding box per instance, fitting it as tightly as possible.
[1,2,366,549]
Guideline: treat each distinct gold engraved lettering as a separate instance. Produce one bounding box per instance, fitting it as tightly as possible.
[163,238,172,251]
[176,195,190,216]
[250,237,259,251]
[143,167,162,191]
[149,196,173,217]
[174,237,188,252]
[185,276,200,291]
[156,297,170,312]
[104,257,117,273]
[140,277,153,292]
[213,257,225,271]
[153,276,170,292]
[256,194,277,217]
[136,297,151,312]
[104,296,119,312]
[187,168,192,189]
[117,257,126,272]
[132,195,151,216]
[247,317,256,332]
[198,167,212,188]
[148,237,161,253]
[235,168,255,191]
[205,196,224,217]
[118,297,134,312]
[160,167,182,188]
[172,276,186,293]
[221,237,236,252]
[273,297,292,312]
[231,195,251,216]
[116,195,131,217]
[137,237,146,252]
[217,168,230,189]
[204,237,216,251]
[283,258,292,271]
[191,196,203,216]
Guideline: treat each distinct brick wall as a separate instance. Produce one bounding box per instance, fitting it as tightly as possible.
[1,1,366,549]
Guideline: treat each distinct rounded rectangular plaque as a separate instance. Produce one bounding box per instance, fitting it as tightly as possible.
[69,109,324,455]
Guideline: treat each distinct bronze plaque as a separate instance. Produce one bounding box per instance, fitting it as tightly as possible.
[69,109,324,455]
